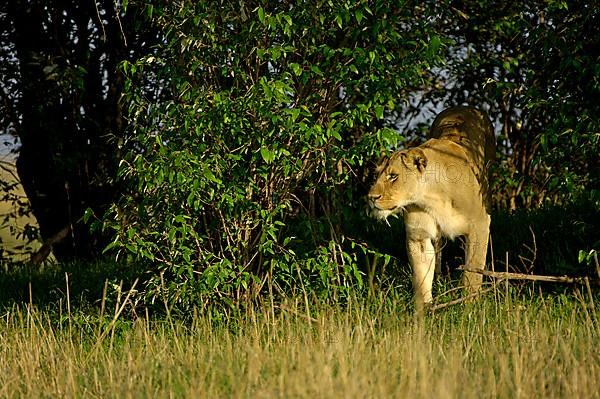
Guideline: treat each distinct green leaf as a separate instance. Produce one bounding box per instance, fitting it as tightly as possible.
[146,4,153,19]
[429,35,441,56]
[289,63,302,76]
[260,147,275,163]
[310,65,323,76]
[257,7,265,24]
[82,207,94,224]
[578,250,587,264]
[102,241,120,254]
[374,105,384,120]
[540,134,547,152]
[355,9,364,24]
[203,168,222,184]
[335,14,343,29]
[380,128,399,145]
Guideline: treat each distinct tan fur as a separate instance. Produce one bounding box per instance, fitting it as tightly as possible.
[368,106,495,307]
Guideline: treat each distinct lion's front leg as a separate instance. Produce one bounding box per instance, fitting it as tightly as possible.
[404,209,438,307]
[407,237,436,307]
[462,214,491,293]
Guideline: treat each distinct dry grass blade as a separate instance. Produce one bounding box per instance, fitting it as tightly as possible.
[431,285,497,311]
[87,278,139,360]
[275,304,319,323]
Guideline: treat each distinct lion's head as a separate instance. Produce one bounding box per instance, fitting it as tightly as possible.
[367,148,428,221]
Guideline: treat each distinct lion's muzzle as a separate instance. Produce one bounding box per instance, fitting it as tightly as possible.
[367,193,381,209]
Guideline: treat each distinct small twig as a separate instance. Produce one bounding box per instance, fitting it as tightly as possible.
[93,0,107,42]
[114,2,128,47]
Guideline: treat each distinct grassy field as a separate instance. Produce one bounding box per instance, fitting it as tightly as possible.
[1,283,599,398]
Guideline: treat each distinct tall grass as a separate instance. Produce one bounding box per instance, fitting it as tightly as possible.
[0,289,598,398]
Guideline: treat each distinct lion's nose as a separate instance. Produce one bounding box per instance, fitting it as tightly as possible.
[368,194,381,203]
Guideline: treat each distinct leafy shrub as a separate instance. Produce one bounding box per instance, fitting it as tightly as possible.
[101,1,447,309]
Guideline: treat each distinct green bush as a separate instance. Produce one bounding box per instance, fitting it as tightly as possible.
[101,1,447,309]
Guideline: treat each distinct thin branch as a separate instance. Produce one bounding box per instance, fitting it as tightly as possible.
[114,1,128,47]
[93,0,107,42]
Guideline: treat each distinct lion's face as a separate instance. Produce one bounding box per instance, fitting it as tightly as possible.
[368,148,428,221]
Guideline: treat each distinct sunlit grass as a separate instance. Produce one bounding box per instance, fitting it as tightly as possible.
[0,288,598,398]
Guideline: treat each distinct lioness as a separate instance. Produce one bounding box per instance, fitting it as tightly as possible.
[368,106,495,307]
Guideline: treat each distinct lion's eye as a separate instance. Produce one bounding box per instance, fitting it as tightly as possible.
[387,173,398,181]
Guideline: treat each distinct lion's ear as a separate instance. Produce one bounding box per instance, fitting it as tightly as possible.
[374,152,388,173]
[412,148,427,172]
[377,154,387,165]
[376,149,389,165]
[402,148,427,173]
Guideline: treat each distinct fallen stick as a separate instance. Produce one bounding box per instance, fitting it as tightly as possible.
[433,269,599,311]
[459,267,600,285]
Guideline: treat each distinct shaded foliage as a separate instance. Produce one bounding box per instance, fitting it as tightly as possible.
[0,0,159,258]
[405,0,600,209]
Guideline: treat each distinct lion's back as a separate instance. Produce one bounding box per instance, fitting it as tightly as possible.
[427,106,495,211]
[428,106,495,168]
